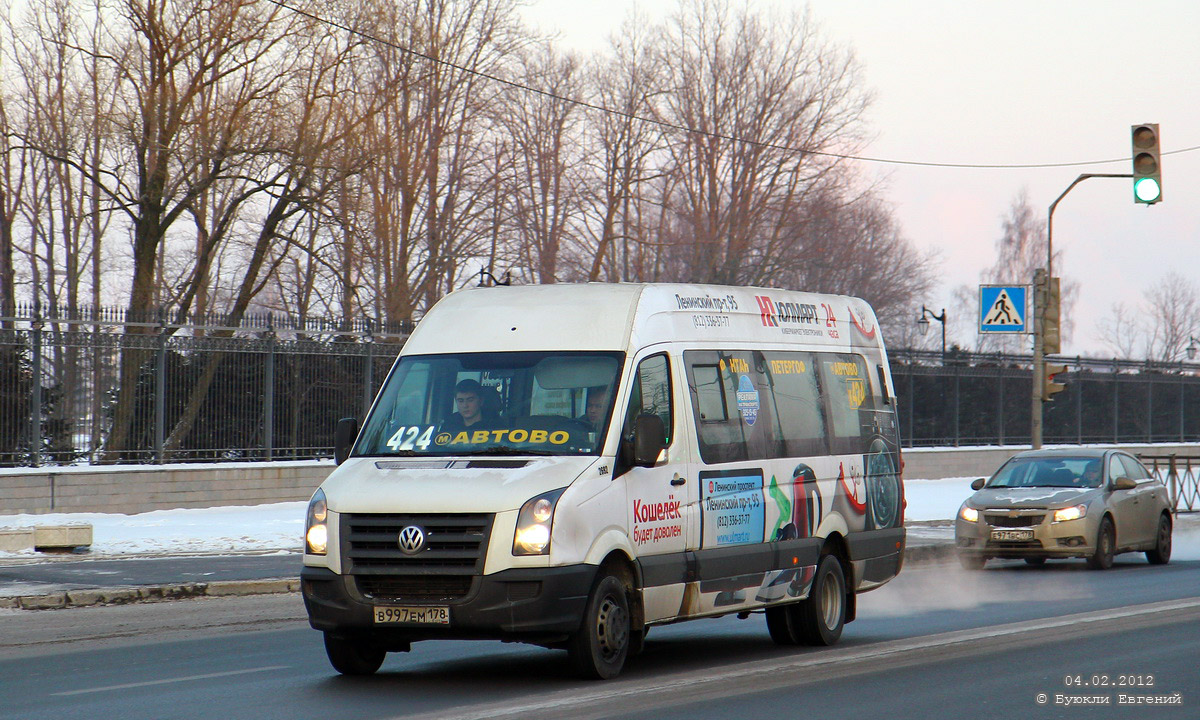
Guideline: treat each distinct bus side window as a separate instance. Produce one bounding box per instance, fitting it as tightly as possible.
[763,351,827,457]
[623,354,673,444]
[817,353,871,455]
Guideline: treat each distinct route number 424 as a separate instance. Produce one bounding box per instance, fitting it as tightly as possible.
[387,425,434,451]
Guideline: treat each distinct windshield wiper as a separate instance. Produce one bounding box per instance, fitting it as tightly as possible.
[358,450,422,457]
[459,445,558,456]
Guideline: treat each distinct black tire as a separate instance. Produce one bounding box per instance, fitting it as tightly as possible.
[1024,557,1047,566]
[958,554,986,571]
[1146,514,1172,565]
[765,604,802,645]
[567,574,631,680]
[324,633,386,676]
[1087,517,1115,570]
[796,555,846,646]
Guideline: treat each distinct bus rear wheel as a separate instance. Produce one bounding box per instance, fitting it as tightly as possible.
[796,554,846,646]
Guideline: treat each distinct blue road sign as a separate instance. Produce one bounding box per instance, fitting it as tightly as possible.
[979,285,1029,333]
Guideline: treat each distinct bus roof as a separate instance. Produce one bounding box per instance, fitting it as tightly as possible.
[401,282,885,355]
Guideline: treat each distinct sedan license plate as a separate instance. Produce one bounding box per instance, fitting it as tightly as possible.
[991,529,1034,541]
[374,606,450,625]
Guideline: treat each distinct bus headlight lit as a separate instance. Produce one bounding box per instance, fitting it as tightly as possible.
[306,488,328,555]
[513,488,566,556]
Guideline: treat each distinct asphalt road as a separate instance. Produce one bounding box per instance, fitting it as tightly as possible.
[3,555,1198,720]
[0,553,300,596]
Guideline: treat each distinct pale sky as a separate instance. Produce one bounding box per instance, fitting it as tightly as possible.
[521,0,1200,357]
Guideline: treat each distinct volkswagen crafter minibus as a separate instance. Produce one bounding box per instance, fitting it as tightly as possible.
[303,283,904,679]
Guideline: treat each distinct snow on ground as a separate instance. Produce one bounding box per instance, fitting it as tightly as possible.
[0,477,1198,559]
[0,502,306,558]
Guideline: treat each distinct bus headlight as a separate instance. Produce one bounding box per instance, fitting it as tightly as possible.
[306,488,328,555]
[513,488,566,556]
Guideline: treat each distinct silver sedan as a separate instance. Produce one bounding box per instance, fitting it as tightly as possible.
[954,449,1173,570]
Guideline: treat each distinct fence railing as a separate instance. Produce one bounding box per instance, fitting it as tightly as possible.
[892,349,1200,448]
[6,309,1200,466]
[1139,454,1200,514]
[1,306,406,466]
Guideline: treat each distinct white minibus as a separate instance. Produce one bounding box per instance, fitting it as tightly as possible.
[302,283,904,679]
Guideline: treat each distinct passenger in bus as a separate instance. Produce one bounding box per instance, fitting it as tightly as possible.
[439,379,503,435]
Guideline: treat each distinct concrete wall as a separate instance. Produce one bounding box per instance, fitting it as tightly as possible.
[2,442,1197,515]
[0,461,333,515]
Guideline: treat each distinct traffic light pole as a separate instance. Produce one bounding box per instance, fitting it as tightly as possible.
[1033,173,1131,449]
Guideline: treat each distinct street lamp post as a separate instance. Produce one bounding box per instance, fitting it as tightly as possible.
[1186,336,1199,361]
[917,306,947,364]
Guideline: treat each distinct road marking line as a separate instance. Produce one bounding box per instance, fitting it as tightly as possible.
[411,597,1200,720]
[52,665,289,696]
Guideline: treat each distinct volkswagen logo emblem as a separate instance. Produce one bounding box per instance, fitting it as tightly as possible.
[397,525,426,555]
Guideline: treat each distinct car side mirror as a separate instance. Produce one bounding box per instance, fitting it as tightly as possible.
[1112,477,1137,491]
[970,478,986,491]
[334,417,358,465]
[632,414,667,467]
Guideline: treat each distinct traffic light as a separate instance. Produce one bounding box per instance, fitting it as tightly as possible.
[1131,123,1162,204]
[1043,276,1061,354]
[1043,362,1068,402]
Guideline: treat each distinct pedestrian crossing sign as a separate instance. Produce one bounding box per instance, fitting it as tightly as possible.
[979,285,1029,333]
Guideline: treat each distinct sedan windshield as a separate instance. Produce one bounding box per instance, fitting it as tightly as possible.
[987,456,1104,489]
[354,351,624,457]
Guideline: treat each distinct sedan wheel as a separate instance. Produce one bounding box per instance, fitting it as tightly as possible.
[1145,514,1172,565]
[1086,517,1115,570]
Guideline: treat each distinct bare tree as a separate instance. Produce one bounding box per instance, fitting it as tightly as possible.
[653,0,869,286]
[499,45,583,284]
[1143,273,1200,363]
[346,0,526,325]
[1096,302,1143,359]
[576,12,665,282]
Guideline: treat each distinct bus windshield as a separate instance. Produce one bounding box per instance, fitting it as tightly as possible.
[354,351,624,457]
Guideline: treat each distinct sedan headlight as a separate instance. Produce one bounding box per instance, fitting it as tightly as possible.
[959,505,979,523]
[513,488,566,556]
[305,488,328,555]
[1053,504,1087,523]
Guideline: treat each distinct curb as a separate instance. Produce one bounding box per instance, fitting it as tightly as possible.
[0,578,300,611]
[1,543,962,611]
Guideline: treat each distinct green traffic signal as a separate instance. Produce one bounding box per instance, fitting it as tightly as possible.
[1131,124,1162,204]
[1134,176,1161,203]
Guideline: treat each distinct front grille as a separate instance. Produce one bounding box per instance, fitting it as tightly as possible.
[342,513,492,602]
[356,575,474,602]
[985,514,1045,528]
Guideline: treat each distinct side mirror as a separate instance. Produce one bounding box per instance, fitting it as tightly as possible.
[1112,477,1137,491]
[632,414,667,468]
[970,478,986,491]
[334,417,358,465]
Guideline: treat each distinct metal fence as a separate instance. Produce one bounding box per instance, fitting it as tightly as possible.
[6,310,1200,467]
[1140,455,1200,513]
[1,304,407,466]
[892,349,1200,448]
